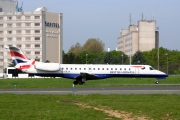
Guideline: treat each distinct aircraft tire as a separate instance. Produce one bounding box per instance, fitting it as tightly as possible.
[155,81,159,84]
[73,81,78,85]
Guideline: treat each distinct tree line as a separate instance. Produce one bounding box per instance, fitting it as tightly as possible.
[63,38,180,74]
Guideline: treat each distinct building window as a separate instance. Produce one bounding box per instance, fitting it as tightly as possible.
[26,44,31,48]
[0,24,3,27]
[35,30,40,33]
[34,16,40,19]
[35,51,40,55]
[35,23,40,26]
[8,17,12,20]
[8,31,12,34]
[17,45,21,48]
[26,52,30,55]
[25,16,30,20]
[35,44,40,48]
[16,30,21,34]
[26,30,31,34]
[16,23,21,27]
[35,37,40,41]
[0,17,3,20]
[25,37,31,41]
[16,37,21,41]
[25,23,30,26]
[0,38,3,41]
[7,24,12,27]
[0,31,3,34]
[17,16,21,20]
[7,38,12,41]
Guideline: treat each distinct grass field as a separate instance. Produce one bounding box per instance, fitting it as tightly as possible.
[0,76,179,119]
[0,94,179,120]
[0,75,180,89]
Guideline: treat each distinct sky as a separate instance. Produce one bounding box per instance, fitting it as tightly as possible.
[17,0,180,52]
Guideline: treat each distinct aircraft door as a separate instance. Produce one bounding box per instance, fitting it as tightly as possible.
[135,68,139,74]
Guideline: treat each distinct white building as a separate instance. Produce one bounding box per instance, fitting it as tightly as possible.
[117,20,159,56]
[0,6,63,72]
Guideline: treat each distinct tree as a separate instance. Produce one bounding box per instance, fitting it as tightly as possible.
[132,51,146,65]
[45,60,50,63]
[82,38,104,53]
[68,42,82,54]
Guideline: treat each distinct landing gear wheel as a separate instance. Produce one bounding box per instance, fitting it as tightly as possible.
[73,81,78,85]
[155,81,159,84]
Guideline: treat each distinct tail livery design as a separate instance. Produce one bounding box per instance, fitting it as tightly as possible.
[9,46,35,70]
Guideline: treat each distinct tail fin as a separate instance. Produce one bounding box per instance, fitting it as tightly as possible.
[9,46,29,66]
[8,46,35,70]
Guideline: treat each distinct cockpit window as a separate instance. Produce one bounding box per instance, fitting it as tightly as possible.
[141,67,145,70]
[149,67,155,70]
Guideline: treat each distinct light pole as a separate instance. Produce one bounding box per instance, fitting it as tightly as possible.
[3,51,4,78]
[86,54,88,64]
[165,53,168,74]
[121,54,123,65]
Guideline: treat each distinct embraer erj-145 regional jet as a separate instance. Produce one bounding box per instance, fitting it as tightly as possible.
[8,46,168,85]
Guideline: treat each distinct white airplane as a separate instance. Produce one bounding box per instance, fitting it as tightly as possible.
[8,46,168,84]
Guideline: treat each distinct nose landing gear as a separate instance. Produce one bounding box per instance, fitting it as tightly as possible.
[155,80,159,84]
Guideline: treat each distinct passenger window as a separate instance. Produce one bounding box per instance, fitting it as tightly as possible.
[66,68,68,70]
[79,68,81,70]
[124,68,126,70]
[129,68,131,70]
[70,68,72,70]
[98,68,100,70]
[84,68,86,70]
[107,68,109,70]
[111,68,113,70]
[93,68,95,70]
[120,68,122,70]
[102,68,104,70]
[115,68,117,70]
[75,68,77,70]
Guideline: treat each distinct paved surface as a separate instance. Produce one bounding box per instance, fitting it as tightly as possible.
[0,85,180,94]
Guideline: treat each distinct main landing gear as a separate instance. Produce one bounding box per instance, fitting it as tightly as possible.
[73,80,84,85]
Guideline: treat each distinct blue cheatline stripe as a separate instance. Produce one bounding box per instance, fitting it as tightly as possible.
[13,59,28,66]
[29,73,168,80]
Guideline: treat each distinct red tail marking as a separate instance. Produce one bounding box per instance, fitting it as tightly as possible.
[10,51,27,59]
[17,61,35,70]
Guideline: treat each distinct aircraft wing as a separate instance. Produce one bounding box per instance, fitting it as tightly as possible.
[75,72,99,80]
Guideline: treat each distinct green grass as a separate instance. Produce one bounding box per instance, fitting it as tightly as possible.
[0,76,179,119]
[0,94,179,120]
[0,75,180,89]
